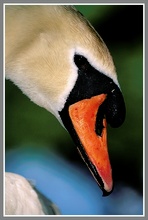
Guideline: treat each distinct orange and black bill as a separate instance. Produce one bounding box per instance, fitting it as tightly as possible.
[59,54,126,196]
[69,94,113,194]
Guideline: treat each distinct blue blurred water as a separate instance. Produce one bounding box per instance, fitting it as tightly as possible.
[5,145,143,215]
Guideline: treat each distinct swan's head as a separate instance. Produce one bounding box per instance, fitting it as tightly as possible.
[5,5,126,196]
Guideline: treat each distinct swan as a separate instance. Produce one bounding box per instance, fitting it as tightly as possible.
[5,5,126,215]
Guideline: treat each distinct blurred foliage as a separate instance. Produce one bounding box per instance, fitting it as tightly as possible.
[5,5,143,194]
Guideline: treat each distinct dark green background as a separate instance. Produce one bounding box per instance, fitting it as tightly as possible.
[5,5,143,195]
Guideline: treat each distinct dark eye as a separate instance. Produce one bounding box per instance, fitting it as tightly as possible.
[74,54,89,71]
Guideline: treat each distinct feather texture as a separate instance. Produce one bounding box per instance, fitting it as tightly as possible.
[5,172,60,215]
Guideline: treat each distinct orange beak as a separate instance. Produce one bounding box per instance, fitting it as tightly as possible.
[68,94,113,194]
[59,58,125,196]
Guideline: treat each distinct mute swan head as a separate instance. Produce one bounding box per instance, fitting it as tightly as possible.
[5,5,126,195]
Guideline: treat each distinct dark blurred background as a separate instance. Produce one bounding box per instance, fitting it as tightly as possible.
[5,5,143,215]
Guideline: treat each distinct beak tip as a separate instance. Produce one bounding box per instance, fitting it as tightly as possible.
[102,184,114,197]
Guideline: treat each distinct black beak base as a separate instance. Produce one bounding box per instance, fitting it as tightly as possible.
[60,54,126,128]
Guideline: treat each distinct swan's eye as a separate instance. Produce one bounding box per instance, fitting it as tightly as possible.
[74,54,89,72]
